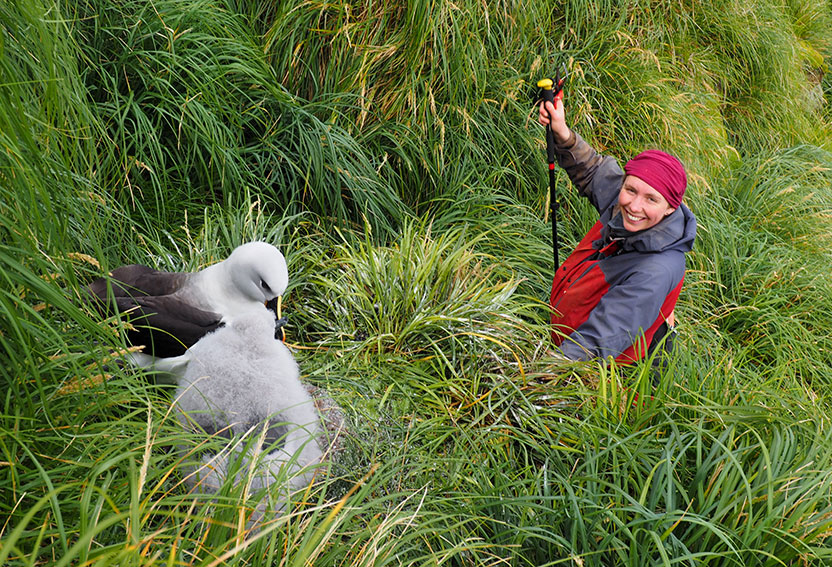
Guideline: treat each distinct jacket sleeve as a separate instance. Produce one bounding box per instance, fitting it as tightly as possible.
[555,131,625,214]
[559,260,675,361]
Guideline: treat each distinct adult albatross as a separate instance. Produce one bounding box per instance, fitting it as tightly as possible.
[86,241,288,375]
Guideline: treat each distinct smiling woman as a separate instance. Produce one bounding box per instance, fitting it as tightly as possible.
[539,97,697,363]
[619,149,686,231]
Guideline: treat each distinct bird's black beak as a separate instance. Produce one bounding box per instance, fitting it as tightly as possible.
[265,296,287,341]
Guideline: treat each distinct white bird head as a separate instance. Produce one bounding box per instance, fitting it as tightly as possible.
[225,242,289,303]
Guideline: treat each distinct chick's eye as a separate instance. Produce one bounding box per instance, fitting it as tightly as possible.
[260,279,272,292]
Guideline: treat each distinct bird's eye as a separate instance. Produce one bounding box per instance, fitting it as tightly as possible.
[260,279,272,292]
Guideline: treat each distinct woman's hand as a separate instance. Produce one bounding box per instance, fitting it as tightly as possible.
[538,93,571,144]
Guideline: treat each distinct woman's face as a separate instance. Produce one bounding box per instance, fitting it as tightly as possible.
[617,175,676,232]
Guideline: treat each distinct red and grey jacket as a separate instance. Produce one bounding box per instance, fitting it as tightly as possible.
[550,131,697,362]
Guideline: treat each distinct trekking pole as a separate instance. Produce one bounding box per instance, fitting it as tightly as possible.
[537,66,567,272]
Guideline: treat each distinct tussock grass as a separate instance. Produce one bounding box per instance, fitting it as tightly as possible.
[4,0,832,564]
[685,144,832,383]
[74,0,409,235]
[292,219,540,361]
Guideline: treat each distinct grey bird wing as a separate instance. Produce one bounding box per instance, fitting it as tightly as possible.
[87,264,222,357]
[124,295,223,357]
[88,264,189,299]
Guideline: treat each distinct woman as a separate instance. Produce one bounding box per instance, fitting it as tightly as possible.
[539,95,696,363]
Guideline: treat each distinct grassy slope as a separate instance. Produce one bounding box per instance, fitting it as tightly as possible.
[2,0,832,565]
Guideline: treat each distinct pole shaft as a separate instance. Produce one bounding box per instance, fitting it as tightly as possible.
[548,161,559,271]
[542,90,559,272]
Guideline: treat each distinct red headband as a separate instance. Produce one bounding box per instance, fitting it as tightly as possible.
[623,150,687,209]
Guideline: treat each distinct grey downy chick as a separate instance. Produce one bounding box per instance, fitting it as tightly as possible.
[175,308,323,512]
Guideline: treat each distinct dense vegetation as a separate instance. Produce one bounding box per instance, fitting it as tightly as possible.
[3,0,832,564]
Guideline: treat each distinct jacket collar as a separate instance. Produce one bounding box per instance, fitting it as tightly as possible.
[597,204,696,253]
